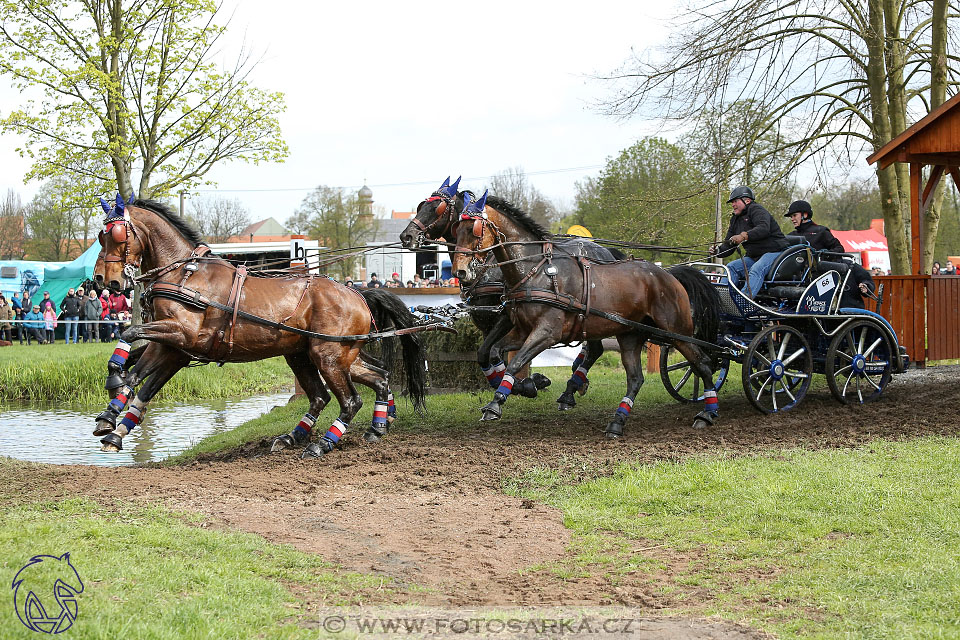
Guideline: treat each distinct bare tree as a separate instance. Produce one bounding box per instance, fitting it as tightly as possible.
[487,167,557,228]
[0,190,27,260]
[24,178,83,261]
[188,196,251,243]
[599,0,959,273]
[292,186,379,280]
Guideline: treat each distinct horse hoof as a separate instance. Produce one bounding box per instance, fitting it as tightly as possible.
[605,421,624,439]
[362,430,382,443]
[386,415,396,424]
[692,418,711,430]
[532,373,551,390]
[301,438,336,459]
[514,377,540,399]
[93,421,114,437]
[100,433,123,451]
[577,380,590,396]
[556,392,576,411]
[692,411,717,430]
[479,400,502,421]
[270,434,295,452]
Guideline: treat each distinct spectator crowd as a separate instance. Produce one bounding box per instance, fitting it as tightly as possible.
[0,287,133,346]
[343,272,459,289]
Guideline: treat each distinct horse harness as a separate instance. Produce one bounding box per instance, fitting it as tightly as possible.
[459,213,726,352]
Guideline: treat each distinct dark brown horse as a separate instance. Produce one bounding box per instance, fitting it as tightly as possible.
[450,191,721,436]
[93,196,428,459]
[400,177,618,405]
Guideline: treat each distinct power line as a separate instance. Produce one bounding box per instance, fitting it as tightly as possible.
[192,164,605,194]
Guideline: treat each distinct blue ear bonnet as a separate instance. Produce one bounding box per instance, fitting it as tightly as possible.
[99,192,136,221]
[435,175,461,199]
[463,189,488,215]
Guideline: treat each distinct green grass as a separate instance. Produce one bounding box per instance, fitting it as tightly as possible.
[0,459,382,640]
[0,342,291,404]
[504,437,960,639]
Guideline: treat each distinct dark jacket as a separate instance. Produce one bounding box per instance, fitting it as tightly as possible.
[60,293,81,317]
[839,264,875,309]
[717,202,789,259]
[792,220,843,253]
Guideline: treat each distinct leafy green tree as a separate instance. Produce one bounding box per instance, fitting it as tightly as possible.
[568,137,713,264]
[599,0,957,273]
[289,186,378,281]
[0,0,288,201]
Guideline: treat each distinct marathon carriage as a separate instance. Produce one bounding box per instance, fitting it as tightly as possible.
[659,242,910,413]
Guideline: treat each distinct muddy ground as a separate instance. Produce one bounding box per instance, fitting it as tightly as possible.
[11,366,960,638]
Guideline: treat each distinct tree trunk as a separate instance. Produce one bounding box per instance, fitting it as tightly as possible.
[867,0,910,274]
[922,0,950,272]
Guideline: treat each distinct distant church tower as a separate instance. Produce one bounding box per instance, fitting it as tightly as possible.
[358,184,374,221]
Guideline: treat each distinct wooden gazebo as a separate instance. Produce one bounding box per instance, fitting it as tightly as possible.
[866,93,960,366]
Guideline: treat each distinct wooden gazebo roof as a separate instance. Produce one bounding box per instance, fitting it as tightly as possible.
[866,91,960,274]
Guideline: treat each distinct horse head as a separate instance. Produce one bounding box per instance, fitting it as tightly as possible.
[400,176,465,249]
[94,193,143,292]
[451,190,498,285]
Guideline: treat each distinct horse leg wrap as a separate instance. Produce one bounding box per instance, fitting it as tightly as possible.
[571,346,587,373]
[616,396,634,419]
[703,390,719,416]
[322,418,348,445]
[369,401,389,436]
[482,360,506,389]
[117,395,148,436]
[108,385,132,415]
[569,366,589,393]
[495,373,515,399]
[386,393,396,421]
[105,341,131,390]
[293,412,316,442]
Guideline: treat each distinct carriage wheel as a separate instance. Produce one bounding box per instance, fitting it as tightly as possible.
[742,324,812,413]
[659,345,729,403]
[825,319,893,404]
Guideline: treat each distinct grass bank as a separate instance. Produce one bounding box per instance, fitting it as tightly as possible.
[0,460,382,640]
[504,436,960,639]
[0,342,291,404]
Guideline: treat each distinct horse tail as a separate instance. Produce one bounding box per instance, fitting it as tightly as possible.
[667,265,720,343]
[359,288,428,415]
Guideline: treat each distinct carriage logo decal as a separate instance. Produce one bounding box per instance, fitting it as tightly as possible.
[11,553,84,634]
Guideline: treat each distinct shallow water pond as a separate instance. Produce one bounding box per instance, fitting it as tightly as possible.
[0,391,292,466]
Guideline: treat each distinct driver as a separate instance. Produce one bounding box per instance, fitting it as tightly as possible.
[714,186,789,298]
[785,200,844,253]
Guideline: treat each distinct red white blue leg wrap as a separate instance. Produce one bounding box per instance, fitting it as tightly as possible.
[323,418,348,444]
[108,340,131,368]
[569,365,589,390]
[109,386,131,413]
[616,396,634,418]
[704,390,719,415]
[372,401,389,427]
[496,373,515,398]
[571,346,587,372]
[386,393,396,418]
[482,360,506,388]
[293,413,316,439]
[118,405,142,434]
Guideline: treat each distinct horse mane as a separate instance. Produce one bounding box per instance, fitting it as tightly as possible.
[133,199,206,247]
[486,195,551,240]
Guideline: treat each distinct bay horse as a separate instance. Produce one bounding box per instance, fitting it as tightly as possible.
[400,177,620,405]
[450,191,721,437]
[93,195,430,459]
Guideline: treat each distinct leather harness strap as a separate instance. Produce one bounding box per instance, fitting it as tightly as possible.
[210,265,247,357]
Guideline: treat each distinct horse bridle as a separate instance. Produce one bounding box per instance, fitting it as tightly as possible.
[411,191,458,241]
[451,211,505,267]
[98,210,142,284]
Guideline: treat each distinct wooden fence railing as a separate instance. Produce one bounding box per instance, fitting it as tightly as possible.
[873,274,960,366]
[926,275,960,361]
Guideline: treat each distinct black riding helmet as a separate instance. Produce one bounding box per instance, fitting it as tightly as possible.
[786,200,812,220]
[726,186,754,203]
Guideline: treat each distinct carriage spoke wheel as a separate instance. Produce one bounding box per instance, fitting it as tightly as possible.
[659,345,729,404]
[825,319,892,404]
[742,324,812,414]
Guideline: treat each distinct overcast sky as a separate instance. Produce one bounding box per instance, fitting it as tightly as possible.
[0,1,674,221]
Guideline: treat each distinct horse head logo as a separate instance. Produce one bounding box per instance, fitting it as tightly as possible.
[12,553,84,634]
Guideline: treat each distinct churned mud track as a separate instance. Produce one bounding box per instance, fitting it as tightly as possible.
[22,366,959,636]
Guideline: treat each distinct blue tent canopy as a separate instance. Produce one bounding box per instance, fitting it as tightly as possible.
[0,242,100,308]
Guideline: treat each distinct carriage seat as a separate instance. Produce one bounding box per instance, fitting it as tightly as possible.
[762,242,813,286]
